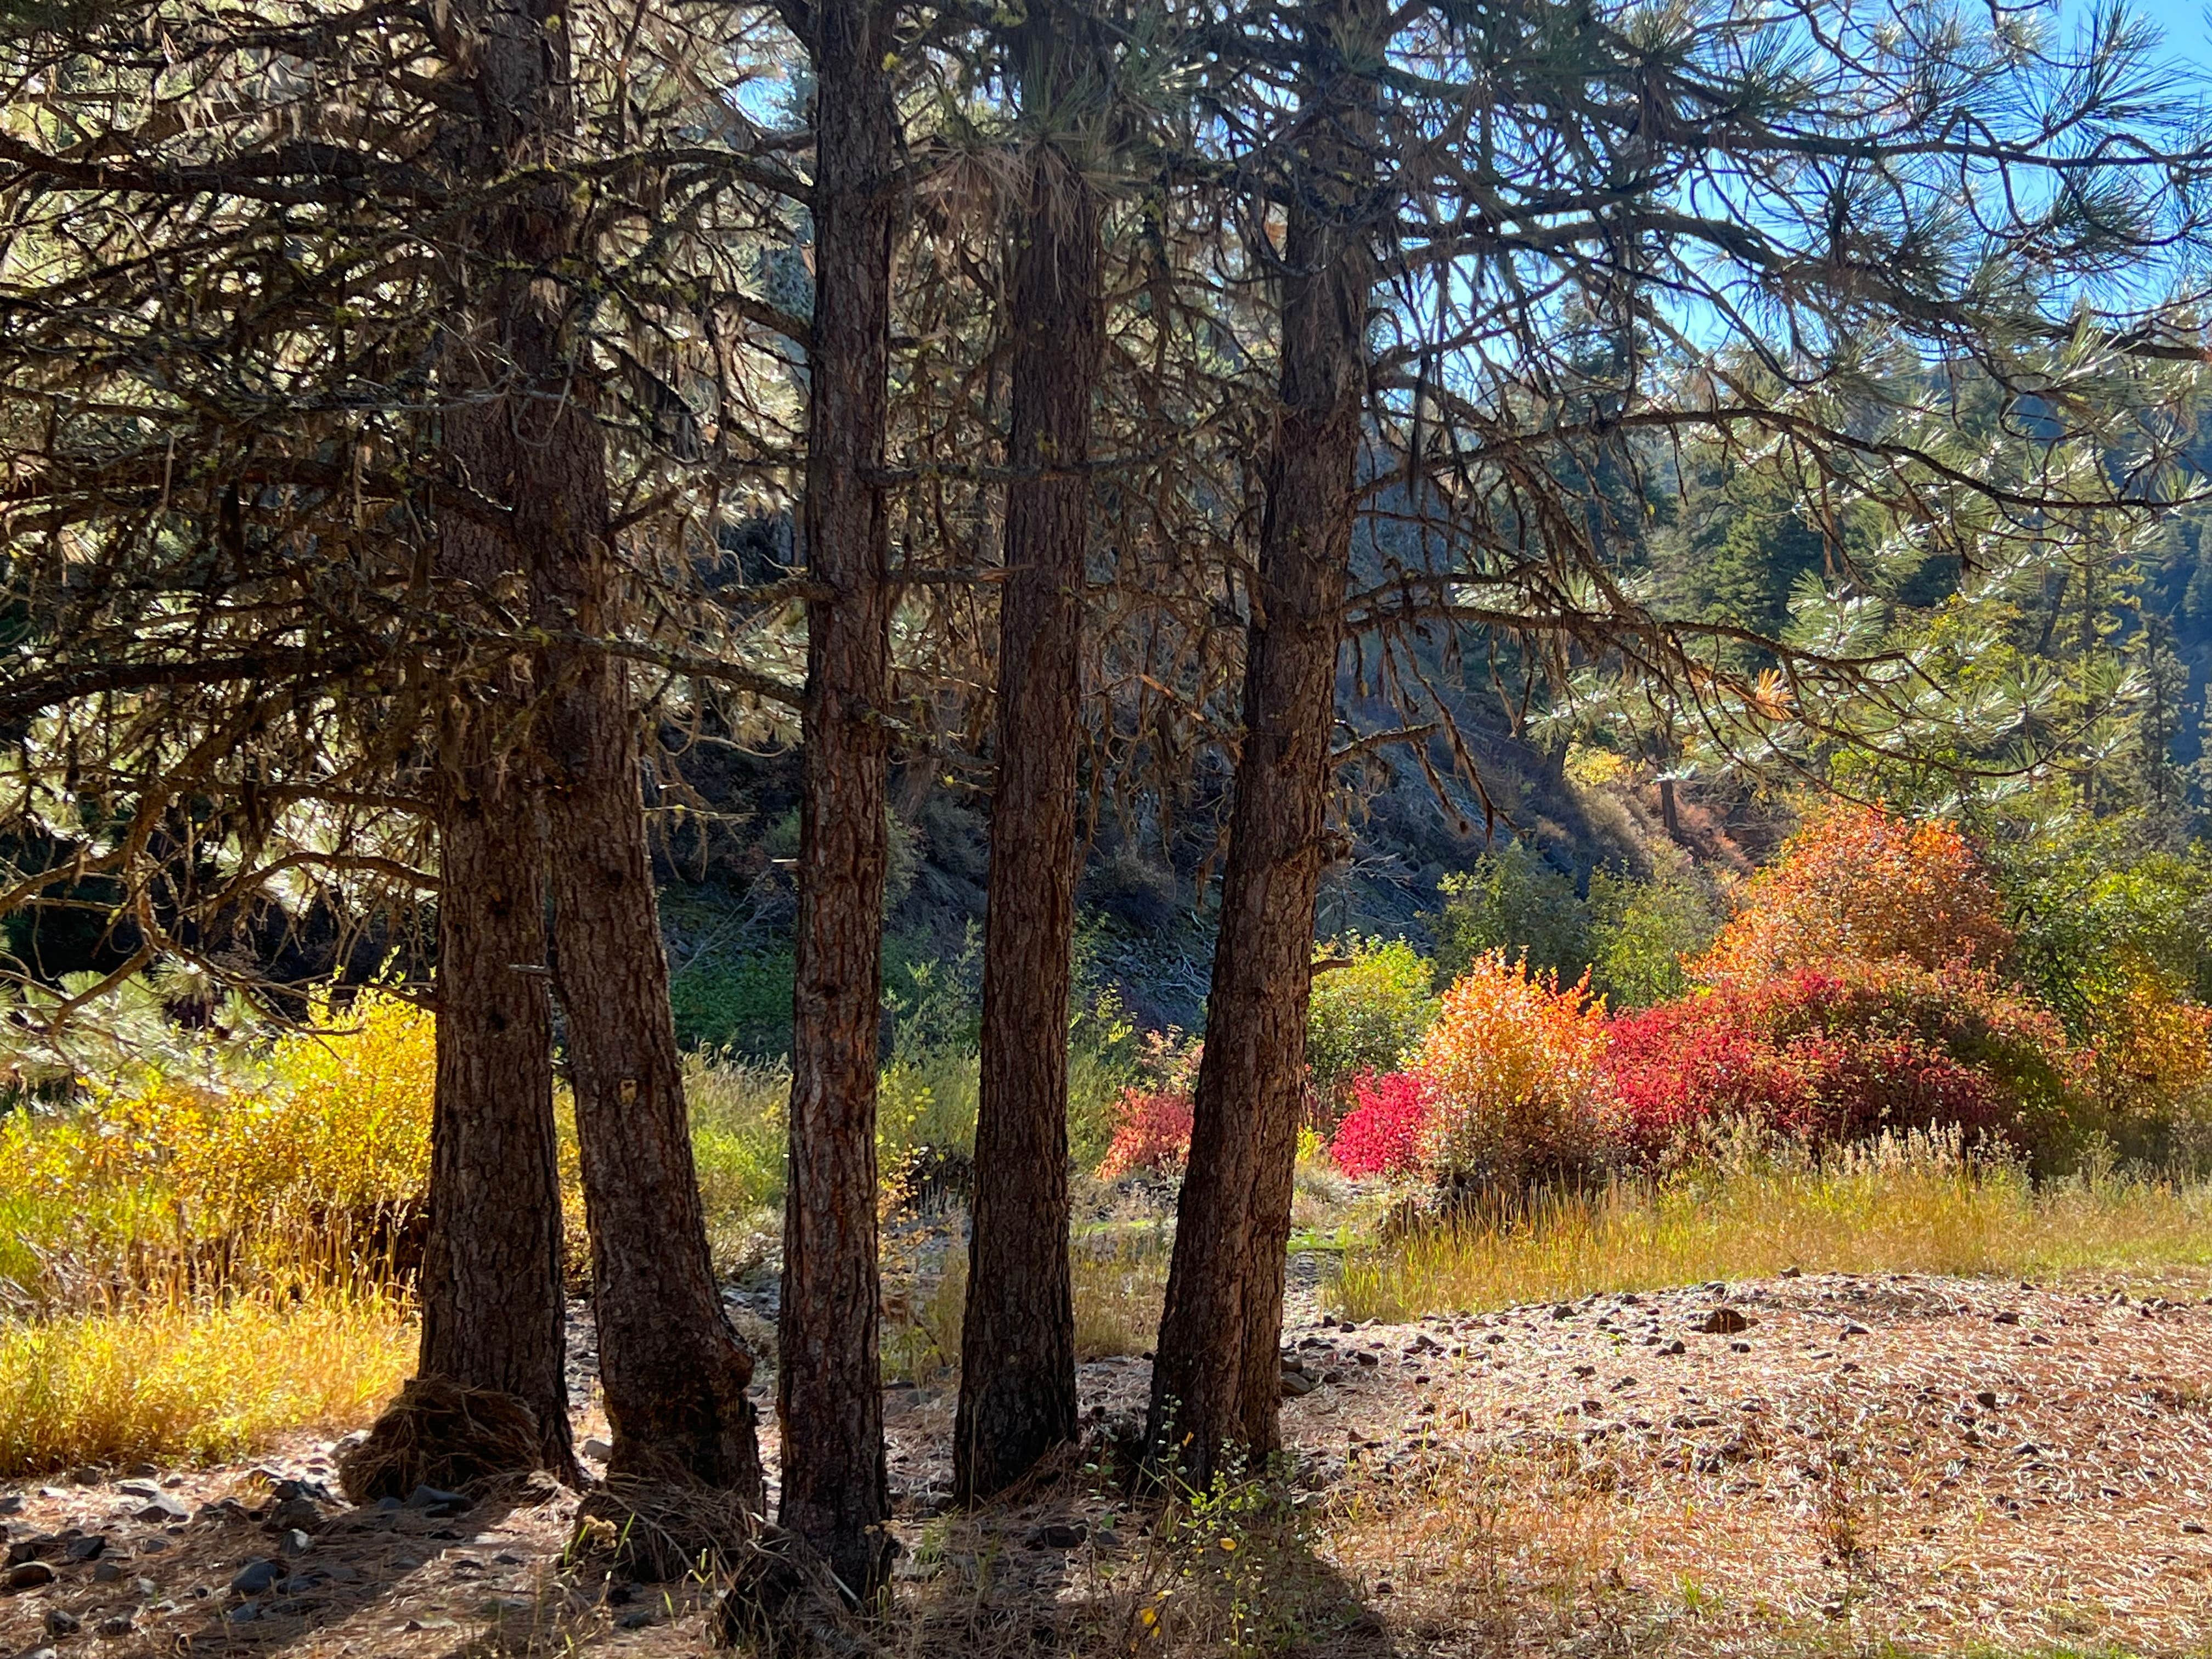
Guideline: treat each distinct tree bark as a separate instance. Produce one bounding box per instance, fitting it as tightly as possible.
[538,569,766,1500]
[956,72,1106,1500]
[408,0,589,1486]
[1146,0,1379,1486]
[420,725,577,1480]
[781,0,898,1596]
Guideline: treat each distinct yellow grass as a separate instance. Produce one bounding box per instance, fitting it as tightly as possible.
[0,1291,414,1476]
[1331,1135,2212,1323]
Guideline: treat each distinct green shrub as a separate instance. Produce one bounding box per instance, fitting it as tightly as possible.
[1306,937,1438,1104]
[1428,842,1590,984]
[1588,867,1720,1008]
[669,950,797,1056]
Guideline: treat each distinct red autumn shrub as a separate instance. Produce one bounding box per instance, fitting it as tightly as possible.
[1329,1070,1437,1178]
[1694,804,2013,988]
[1094,1086,1195,1180]
[1602,961,2085,1164]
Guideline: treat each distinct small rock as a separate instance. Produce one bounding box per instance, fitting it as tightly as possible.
[227,1602,262,1624]
[7,1560,57,1589]
[125,1464,158,1480]
[138,1537,170,1555]
[1353,1351,1379,1368]
[2183,1521,2208,1536]
[617,1607,661,1629]
[1839,1321,1870,1338]
[1026,1522,1088,1549]
[96,1613,134,1637]
[64,1534,106,1562]
[269,1497,323,1532]
[44,1608,82,1638]
[230,1558,283,1596]
[1779,1266,1803,1278]
[1976,1390,1999,1408]
[93,1560,124,1583]
[1993,1310,2020,1325]
[1658,1339,1686,1356]
[1700,1308,1751,1335]
[402,1485,470,1514]
[133,1497,188,1525]
[278,1528,312,1558]
[1729,1340,1752,1354]
[582,1437,613,1460]
[1279,1370,1318,1398]
[69,1466,101,1487]
[0,1496,20,1515]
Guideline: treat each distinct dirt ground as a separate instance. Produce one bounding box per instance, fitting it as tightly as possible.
[7,1268,2212,1658]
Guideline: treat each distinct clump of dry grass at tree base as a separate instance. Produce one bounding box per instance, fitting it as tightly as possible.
[1331,1129,2212,1323]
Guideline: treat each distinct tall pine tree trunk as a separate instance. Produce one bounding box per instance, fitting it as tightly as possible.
[406,0,591,1485]
[538,555,766,1499]
[1146,0,1379,1485]
[956,82,1105,1500]
[420,713,576,1481]
[781,0,898,1595]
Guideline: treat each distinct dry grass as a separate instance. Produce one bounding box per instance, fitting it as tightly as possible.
[0,1290,413,1476]
[1335,1136,2212,1323]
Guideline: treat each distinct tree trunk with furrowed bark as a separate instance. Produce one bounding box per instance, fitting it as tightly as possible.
[780,0,899,1597]
[1147,0,1381,1487]
[956,16,1108,1502]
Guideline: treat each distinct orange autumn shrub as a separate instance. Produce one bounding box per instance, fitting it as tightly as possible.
[1415,951,1612,1192]
[1694,804,2013,988]
[2084,971,2212,1163]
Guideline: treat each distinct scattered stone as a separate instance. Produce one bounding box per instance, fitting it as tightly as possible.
[1279,1370,1319,1398]
[138,1537,170,1555]
[44,1607,82,1637]
[1840,1322,1870,1338]
[115,1481,159,1501]
[1993,1310,2021,1325]
[7,1560,57,1590]
[582,1437,613,1461]
[1700,1308,1751,1335]
[1977,1391,1999,1408]
[230,1558,283,1596]
[617,1607,662,1629]
[93,1560,124,1583]
[133,1496,188,1525]
[0,1496,19,1515]
[1658,1339,1686,1356]
[1729,1341,1752,1354]
[64,1533,107,1561]
[227,1602,261,1624]
[125,1464,158,1480]
[1353,1352,1379,1368]
[402,1485,471,1515]
[1026,1522,1088,1549]
[1780,1266,1803,1278]
[96,1613,134,1637]
[278,1528,312,1558]
[2183,1521,2207,1536]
